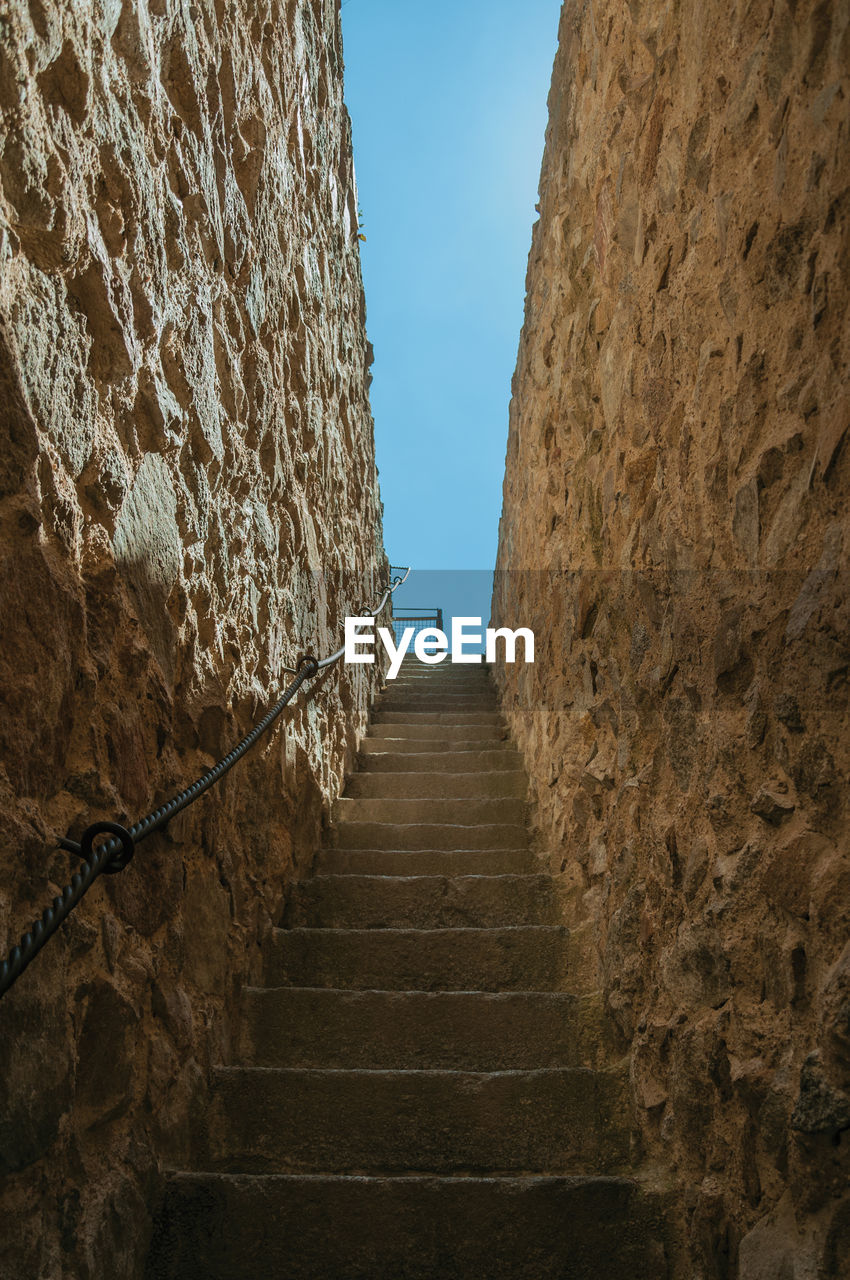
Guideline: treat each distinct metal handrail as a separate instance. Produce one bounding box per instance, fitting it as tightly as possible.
[392,607,444,638]
[0,566,410,1000]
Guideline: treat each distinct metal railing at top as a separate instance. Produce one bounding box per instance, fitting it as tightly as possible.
[0,566,411,1001]
[392,608,444,647]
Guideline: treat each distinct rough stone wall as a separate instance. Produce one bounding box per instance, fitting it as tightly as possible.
[0,1,384,1275]
[493,1,849,1274]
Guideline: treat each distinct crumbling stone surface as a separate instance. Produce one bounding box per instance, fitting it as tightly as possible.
[0,1,383,1275]
[493,0,849,1273]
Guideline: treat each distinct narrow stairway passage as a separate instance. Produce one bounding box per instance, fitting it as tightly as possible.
[146,659,674,1279]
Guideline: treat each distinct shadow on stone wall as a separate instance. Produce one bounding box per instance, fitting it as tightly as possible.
[0,0,384,1274]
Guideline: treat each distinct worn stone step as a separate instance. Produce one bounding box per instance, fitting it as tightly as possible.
[376,709,501,721]
[380,679,495,691]
[284,874,558,930]
[369,722,507,741]
[389,664,491,672]
[147,1173,672,1280]
[266,925,593,991]
[381,694,495,707]
[330,821,528,850]
[374,708,502,722]
[384,672,494,680]
[333,796,525,826]
[361,737,513,757]
[381,697,494,704]
[202,1065,630,1174]
[360,747,522,772]
[344,770,526,800]
[314,847,537,876]
[382,683,494,697]
[380,669,494,682]
[362,735,511,754]
[239,988,615,1070]
[384,691,496,700]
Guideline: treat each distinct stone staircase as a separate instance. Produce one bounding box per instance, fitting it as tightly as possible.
[146,660,672,1278]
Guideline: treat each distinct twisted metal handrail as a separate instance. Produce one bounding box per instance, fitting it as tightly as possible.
[0,567,410,1000]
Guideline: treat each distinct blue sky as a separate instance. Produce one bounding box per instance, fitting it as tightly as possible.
[340,0,562,628]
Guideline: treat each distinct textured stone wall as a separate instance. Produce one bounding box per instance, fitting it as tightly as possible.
[0,1,384,1274]
[493,0,849,1274]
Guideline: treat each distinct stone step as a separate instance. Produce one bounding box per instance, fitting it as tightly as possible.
[369,722,507,741]
[314,847,537,876]
[374,708,502,723]
[360,748,522,772]
[329,821,528,850]
[201,1065,631,1174]
[266,926,593,991]
[382,683,495,697]
[380,669,494,681]
[386,670,491,680]
[378,705,500,718]
[284,874,558,930]
[381,675,494,686]
[381,693,495,706]
[147,1173,671,1280]
[361,737,514,758]
[332,796,525,826]
[378,687,498,701]
[343,770,526,800]
[390,663,493,677]
[379,679,496,690]
[239,988,615,1070]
